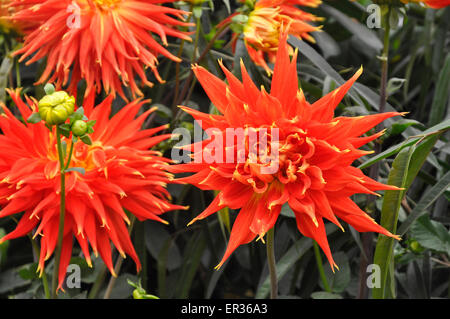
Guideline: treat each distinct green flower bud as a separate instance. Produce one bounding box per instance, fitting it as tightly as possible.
[38,91,75,126]
[132,289,144,299]
[410,240,423,253]
[71,120,88,137]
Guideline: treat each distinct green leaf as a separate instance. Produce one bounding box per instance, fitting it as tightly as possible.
[154,104,172,119]
[75,106,84,115]
[321,4,383,53]
[0,268,30,294]
[386,77,406,96]
[69,107,85,125]
[410,215,450,256]
[59,123,71,138]
[65,167,86,175]
[0,228,9,266]
[288,37,364,107]
[174,232,207,298]
[27,112,42,124]
[280,203,295,218]
[372,133,437,299]
[388,119,421,137]
[101,274,137,299]
[80,135,92,145]
[311,291,343,299]
[145,222,181,271]
[320,252,351,293]
[372,145,414,299]
[18,263,39,280]
[0,55,14,103]
[222,0,231,13]
[398,170,450,236]
[358,119,450,169]
[429,53,450,126]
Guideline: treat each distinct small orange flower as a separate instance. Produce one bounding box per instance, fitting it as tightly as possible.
[240,0,322,73]
[0,89,186,290]
[170,33,402,270]
[9,0,192,99]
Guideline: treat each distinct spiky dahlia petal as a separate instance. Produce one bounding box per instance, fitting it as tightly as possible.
[0,89,185,289]
[173,33,402,270]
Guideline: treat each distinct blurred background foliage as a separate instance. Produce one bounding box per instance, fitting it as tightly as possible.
[0,0,448,299]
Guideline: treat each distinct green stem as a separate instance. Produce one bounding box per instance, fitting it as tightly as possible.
[103,254,125,299]
[50,127,68,299]
[378,7,391,116]
[358,6,392,299]
[103,216,136,299]
[28,234,50,299]
[87,265,108,299]
[15,58,21,88]
[266,227,278,299]
[172,3,194,112]
[172,39,186,112]
[313,241,331,293]
[192,16,201,61]
[64,139,75,170]
[172,23,230,124]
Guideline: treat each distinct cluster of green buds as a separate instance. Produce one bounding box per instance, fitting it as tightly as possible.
[27,84,95,145]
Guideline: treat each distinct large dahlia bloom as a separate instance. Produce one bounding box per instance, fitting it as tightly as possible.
[0,89,185,289]
[231,0,322,73]
[170,34,402,269]
[9,0,192,99]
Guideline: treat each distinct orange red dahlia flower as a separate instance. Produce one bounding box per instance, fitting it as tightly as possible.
[0,89,186,290]
[239,0,322,73]
[170,33,402,270]
[8,0,192,99]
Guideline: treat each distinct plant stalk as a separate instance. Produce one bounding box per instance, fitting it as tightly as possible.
[313,241,331,293]
[51,127,68,298]
[358,6,392,299]
[266,227,278,299]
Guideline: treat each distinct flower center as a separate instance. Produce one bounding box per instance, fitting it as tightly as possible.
[71,140,106,172]
[92,0,122,9]
[231,126,326,196]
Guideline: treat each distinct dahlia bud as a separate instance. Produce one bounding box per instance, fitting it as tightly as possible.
[71,120,88,137]
[38,91,75,126]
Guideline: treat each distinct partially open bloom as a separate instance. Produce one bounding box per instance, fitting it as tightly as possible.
[0,89,185,289]
[400,0,450,8]
[9,0,192,99]
[229,0,322,73]
[170,33,402,269]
